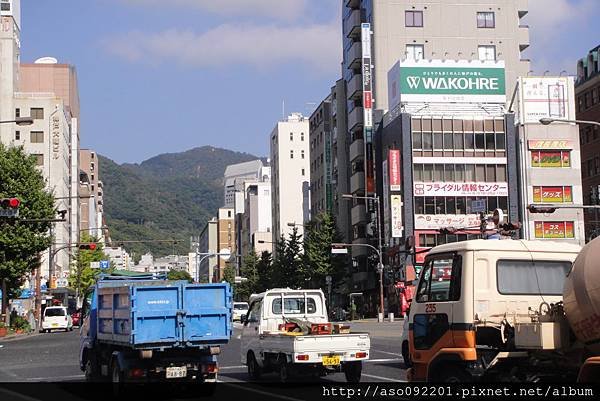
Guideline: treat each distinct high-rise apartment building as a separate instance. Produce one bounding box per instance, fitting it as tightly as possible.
[198,218,218,283]
[270,113,310,246]
[216,207,235,281]
[309,96,332,217]
[575,45,600,239]
[79,149,104,240]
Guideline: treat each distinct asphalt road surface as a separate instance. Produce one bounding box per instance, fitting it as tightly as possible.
[0,320,407,400]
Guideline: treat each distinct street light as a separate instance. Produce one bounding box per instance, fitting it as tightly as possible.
[539,118,600,127]
[287,222,307,228]
[341,193,385,321]
[0,117,34,126]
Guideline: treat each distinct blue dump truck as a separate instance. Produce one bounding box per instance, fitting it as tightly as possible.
[79,273,232,388]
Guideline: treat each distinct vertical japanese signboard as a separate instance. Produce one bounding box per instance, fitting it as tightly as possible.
[388,149,401,191]
[519,77,575,124]
[361,23,375,194]
[391,195,403,238]
[382,160,390,244]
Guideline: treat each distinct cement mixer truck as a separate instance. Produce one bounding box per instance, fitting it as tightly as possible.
[406,239,600,383]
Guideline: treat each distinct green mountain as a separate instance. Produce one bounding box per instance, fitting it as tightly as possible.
[99,146,263,260]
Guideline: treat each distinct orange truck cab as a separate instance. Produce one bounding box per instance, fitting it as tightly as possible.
[406,239,581,382]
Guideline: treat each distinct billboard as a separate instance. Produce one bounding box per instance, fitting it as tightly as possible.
[534,221,575,239]
[415,214,481,230]
[391,195,403,238]
[519,77,575,124]
[388,149,401,191]
[533,186,573,203]
[388,60,506,107]
[414,182,508,197]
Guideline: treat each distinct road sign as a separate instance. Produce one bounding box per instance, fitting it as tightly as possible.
[219,248,231,262]
[90,261,100,269]
[325,275,332,284]
[331,247,348,254]
[234,276,248,284]
[471,199,487,213]
[0,209,18,218]
[99,260,110,269]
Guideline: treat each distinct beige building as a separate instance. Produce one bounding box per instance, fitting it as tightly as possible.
[270,113,311,247]
[309,96,332,218]
[79,149,104,240]
[217,207,235,282]
[198,218,218,283]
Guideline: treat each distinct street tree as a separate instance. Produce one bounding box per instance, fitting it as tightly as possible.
[69,233,111,302]
[236,251,259,301]
[0,145,55,317]
[255,250,273,293]
[304,212,347,295]
[167,269,193,283]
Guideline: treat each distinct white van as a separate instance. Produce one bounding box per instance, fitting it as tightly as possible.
[41,306,73,332]
[233,302,249,322]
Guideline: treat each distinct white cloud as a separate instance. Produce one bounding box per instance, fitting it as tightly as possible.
[104,22,342,74]
[121,0,309,20]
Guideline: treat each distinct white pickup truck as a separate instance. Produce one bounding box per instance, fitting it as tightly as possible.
[240,288,370,383]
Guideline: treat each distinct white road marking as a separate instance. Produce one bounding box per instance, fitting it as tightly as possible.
[370,348,403,357]
[220,382,305,401]
[364,358,402,363]
[25,374,85,382]
[362,373,404,382]
[219,365,246,370]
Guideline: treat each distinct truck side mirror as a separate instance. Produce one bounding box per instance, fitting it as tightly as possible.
[240,314,247,324]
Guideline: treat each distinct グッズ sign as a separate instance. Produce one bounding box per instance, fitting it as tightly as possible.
[388,60,506,107]
[414,182,508,197]
[533,186,573,203]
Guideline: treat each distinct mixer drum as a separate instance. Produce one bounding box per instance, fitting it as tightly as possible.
[563,236,600,354]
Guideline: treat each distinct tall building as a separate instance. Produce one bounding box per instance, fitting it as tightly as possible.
[79,149,104,240]
[575,45,600,239]
[223,159,264,209]
[104,246,132,270]
[270,113,310,245]
[341,0,531,301]
[309,95,333,218]
[240,179,272,256]
[216,207,235,281]
[516,76,584,246]
[198,218,218,283]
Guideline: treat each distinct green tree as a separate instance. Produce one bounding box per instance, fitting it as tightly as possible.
[167,269,193,283]
[236,252,259,301]
[0,145,55,314]
[304,212,347,295]
[69,233,111,301]
[271,228,306,289]
[256,251,273,293]
[270,236,287,288]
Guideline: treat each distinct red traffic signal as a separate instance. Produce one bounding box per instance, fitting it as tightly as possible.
[79,243,97,251]
[0,198,20,209]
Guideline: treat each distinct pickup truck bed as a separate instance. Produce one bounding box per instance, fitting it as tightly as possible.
[260,332,370,362]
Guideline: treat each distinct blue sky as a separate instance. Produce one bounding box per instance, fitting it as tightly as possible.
[20,0,600,164]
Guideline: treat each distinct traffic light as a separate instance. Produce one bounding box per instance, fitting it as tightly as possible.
[0,197,20,209]
[527,204,556,214]
[79,243,97,250]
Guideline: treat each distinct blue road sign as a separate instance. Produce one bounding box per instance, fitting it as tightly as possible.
[99,260,110,269]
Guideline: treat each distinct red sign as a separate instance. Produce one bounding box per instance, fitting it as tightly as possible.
[389,150,401,191]
[364,91,372,109]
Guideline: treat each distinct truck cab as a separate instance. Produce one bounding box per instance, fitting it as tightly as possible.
[406,239,581,382]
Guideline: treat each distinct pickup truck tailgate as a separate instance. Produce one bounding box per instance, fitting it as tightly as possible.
[292,333,370,354]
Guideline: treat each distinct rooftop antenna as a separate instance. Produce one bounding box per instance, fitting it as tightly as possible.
[282,100,285,121]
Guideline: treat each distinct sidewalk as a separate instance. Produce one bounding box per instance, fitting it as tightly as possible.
[0,331,41,342]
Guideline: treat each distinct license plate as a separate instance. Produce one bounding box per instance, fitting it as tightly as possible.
[166,366,187,379]
[322,355,340,366]
[52,323,59,327]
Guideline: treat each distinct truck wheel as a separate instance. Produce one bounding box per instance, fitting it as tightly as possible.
[278,360,290,383]
[247,352,261,380]
[84,357,99,382]
[435,365,472,383]
[343,361,362,383]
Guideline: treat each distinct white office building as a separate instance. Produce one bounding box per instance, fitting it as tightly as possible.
[270,113,310,247]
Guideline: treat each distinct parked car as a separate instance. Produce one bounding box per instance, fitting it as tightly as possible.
[71,309,82,327]
[41,306,73,332]
[232,302,249,322]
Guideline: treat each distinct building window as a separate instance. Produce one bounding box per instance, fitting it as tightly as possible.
[30,108,44,120]
[1,3,10,11]
[14,131,20,140]
[15,108,20,118]
[290,132,293,141]
[30,131,44,143]
[228,210,232,217]
[406,44,424,60]
[477,12,495,28]
[33,154,44,166]
[302,168,305,176]
[301,150,305,159]
[301,132,304,141]
[478,45,496,61]
[290,150,294,159]
[405,10,423,27]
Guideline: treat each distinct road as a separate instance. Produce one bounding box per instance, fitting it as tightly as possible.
[0,320,407,400]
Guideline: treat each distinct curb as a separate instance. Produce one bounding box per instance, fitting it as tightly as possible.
[0,332,43,343]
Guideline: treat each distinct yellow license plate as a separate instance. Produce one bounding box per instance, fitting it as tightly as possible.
[322,355,340,366]
[52,323,59,327]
